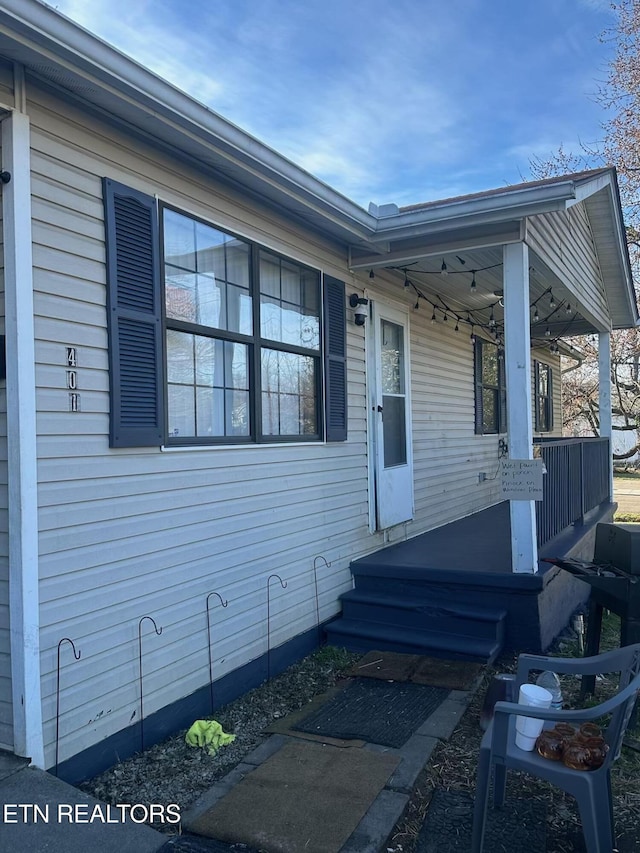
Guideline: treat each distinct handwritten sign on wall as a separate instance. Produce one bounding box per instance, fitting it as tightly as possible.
[500,459,544,500]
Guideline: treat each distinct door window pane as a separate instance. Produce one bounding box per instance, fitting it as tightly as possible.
[381,320,405,394]
[383,394,407,467]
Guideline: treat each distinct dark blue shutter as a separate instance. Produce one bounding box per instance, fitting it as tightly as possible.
[323,275,347,441]
[103,179,164,447]
[474,338,483,434]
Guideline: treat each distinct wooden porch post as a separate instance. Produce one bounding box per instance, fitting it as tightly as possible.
[598,331,613,501]
[503,242,538,573]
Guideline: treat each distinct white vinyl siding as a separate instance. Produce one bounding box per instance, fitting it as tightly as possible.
[527,207,609,331]
[27,86,368,768]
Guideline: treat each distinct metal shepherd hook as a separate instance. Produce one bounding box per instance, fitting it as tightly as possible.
[55,637,81,776]
[205,591,228,714]
[138,615,163,752]
[313,556,332,644]
[267,574,287,680]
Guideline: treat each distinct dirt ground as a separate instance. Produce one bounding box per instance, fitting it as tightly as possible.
[613,472,640,517]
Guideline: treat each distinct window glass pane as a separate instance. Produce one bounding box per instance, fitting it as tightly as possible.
[260,252,280,298]
[164,209,195,262]
[164,210,252,334]
[381,320,405,395]
[482,346,498,385]
[168,384,195,438]
[261,348,317,436]
[226,389,250,436]
[259,251,320,350]
[227,284,253,336]
[167,330,249,439]
[167,330,194,383]
[482,388,498,433]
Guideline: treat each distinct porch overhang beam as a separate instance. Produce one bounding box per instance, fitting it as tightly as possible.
[349,221,523,272]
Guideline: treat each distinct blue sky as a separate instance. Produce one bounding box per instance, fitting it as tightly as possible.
[53,0,615,209]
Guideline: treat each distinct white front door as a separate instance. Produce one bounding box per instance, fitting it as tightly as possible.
[372,301,414,529]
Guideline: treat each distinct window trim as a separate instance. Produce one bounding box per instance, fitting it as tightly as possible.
[474,337,507,435]
[161,202,324,445]
[534,360,553,433]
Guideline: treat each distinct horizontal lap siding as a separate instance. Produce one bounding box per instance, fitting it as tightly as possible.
[409,307,503,530]
[527,207,609,330]
[0,138,10,750]
[27,89,374,768]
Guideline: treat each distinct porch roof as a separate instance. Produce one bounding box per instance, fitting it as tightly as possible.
[0,1,636,337]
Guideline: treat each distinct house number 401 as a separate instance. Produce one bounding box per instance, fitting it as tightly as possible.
[66,347,80,411]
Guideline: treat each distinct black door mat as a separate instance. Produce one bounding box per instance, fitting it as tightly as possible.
[415,789,546,853]
[293,677,449,748]
[157,834,260,852]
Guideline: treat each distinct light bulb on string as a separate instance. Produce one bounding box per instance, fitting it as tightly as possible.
[545,326,551,337]
[440,259,448,276]
[431,310,437,323]
[470,272,477,293]
[566,303,572,315]
[533,306,539,321]
[369,269,375,279]
[549,291,556,309]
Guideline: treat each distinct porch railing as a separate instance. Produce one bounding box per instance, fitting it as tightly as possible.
[533,437,611,548]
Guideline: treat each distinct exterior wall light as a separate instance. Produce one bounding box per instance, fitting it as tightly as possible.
[349,293,369,326]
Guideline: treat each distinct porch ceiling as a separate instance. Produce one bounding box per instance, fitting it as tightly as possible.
[349,172,639,345]
[359,243,601,347]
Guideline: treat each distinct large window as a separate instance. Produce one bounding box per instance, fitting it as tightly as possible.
[534,360,553,432]
[103,179,347,448]
[474,338,506,434]
[163,209,321,443]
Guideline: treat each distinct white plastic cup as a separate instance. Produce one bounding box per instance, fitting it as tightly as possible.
[515,683,552,750]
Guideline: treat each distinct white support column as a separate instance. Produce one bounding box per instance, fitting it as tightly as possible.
[598,331,613,501]
[503,242,538,573]
[3,107,44,766]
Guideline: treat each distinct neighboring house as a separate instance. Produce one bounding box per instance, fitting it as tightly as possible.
[0,0,636,783]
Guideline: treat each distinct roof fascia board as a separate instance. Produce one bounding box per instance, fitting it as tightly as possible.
[0,0,378,239]
[369,181,577,241]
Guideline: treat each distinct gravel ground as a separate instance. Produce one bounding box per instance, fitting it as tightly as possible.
[80,627,640,852]
[79,646,360,829]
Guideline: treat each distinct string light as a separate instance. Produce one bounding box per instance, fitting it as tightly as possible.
[369,269,375,279]
[404,272,411,288]
[545,326,551,337]
[566,303,572,315]
[470,272,477,292]
[533,306,539,321]
[440,259,448,276]
[431,310,437,323]
[454,320,459,332]
[549,291,556,309]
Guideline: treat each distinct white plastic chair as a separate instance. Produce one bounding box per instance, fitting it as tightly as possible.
[471,643,640,853]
